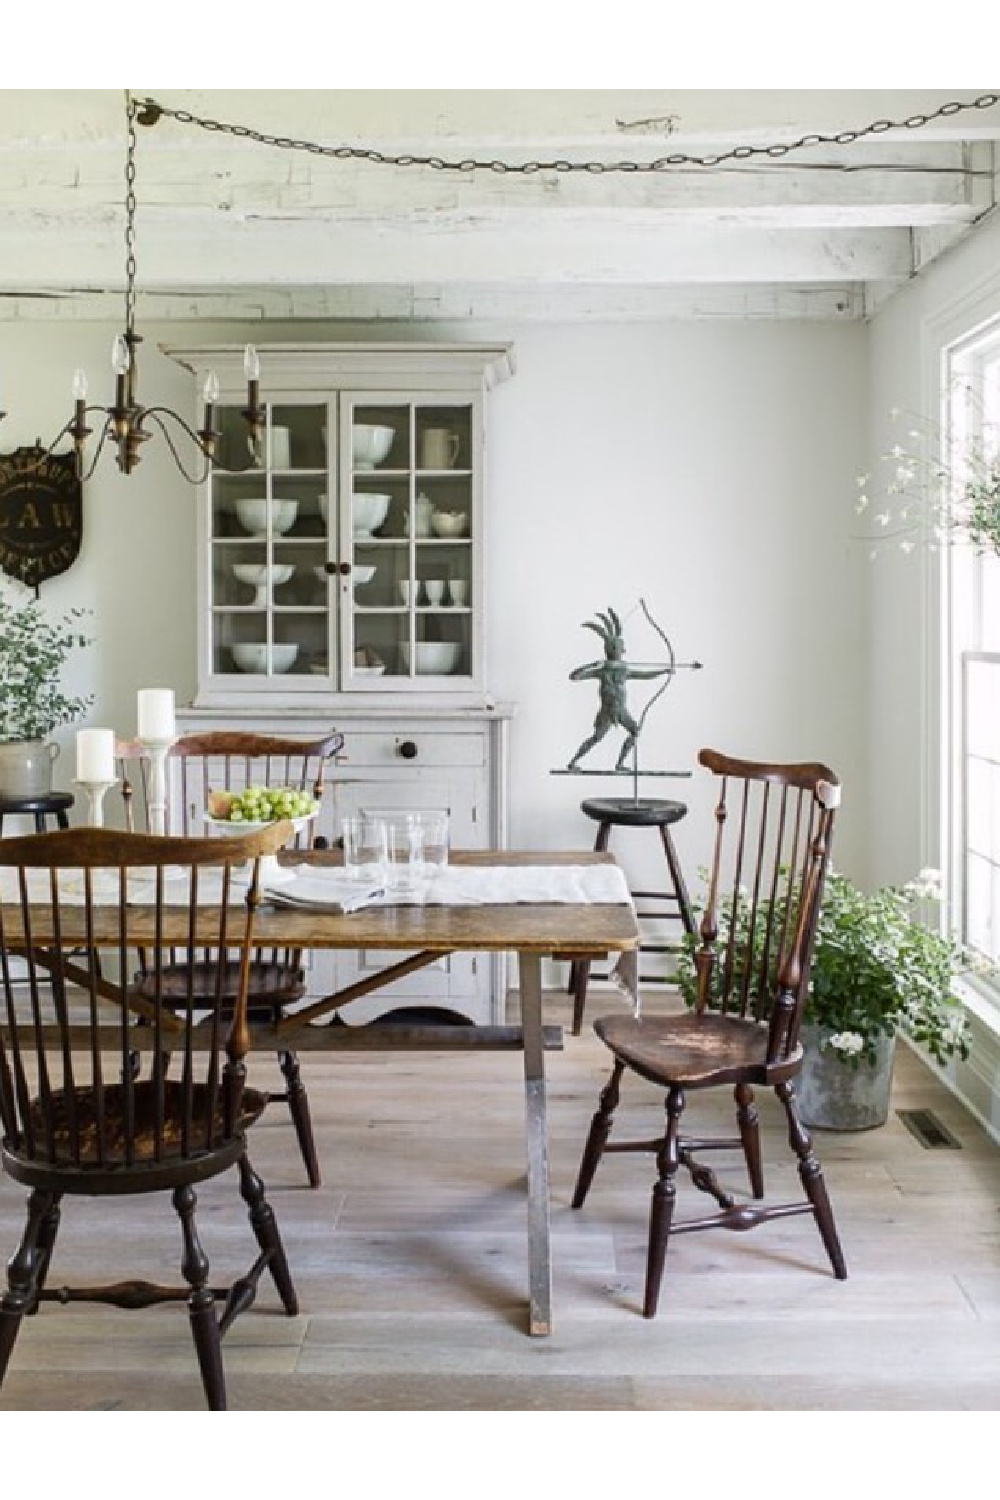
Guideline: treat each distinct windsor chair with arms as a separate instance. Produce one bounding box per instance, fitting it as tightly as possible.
[118,728,344,1188]
[571,748,847,1318]
[0,822,299,1410]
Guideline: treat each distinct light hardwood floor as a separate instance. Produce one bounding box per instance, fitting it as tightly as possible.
[1,986,998,1412]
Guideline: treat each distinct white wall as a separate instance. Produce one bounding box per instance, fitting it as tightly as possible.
[0,315,869,903]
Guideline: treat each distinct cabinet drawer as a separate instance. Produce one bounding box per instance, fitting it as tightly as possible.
[336,730,485,769]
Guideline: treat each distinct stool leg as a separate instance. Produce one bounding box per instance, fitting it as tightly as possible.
[34,813,45,834]
[57,811,70,830]
[660,825,695,934]
[571,819,612,1035]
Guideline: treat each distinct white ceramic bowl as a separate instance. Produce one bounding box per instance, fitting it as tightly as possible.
[400,640,460,675]
[353,492,391,537]
[352,564,376,587]
[205,811,313,838]
[352,424,394,469]
[231,642,299,674]
[233,563,294,590]
[235,497,298,536]
[430,509,468,538]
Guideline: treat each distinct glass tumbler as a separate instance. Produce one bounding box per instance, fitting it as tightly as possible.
[342,814,388,886]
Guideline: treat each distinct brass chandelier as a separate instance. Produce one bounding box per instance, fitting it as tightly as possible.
[12,91,265,482]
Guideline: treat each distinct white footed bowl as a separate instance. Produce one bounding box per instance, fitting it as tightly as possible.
[352,424,394,469]
[235,497,298,536]
[353,492,390,537]
[233,563,294,589]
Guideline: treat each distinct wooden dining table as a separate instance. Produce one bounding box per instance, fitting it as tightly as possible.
[5,848,640,1338]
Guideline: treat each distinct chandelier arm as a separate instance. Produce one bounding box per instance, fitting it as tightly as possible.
[77,418,116,483]
[141,411,213,485]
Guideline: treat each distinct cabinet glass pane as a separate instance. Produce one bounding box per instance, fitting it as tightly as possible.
[209,401,334,680]
[345,398,475,685]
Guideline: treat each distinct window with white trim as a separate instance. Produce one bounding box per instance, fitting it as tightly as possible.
[947,325,1000,988]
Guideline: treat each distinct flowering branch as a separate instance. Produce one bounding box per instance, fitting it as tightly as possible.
[855,396,1000,560]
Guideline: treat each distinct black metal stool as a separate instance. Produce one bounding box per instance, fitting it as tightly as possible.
[569,796,695,1035]
[0,791,75,835]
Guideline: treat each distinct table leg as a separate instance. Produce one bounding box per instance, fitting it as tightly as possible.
[517,950,552,1336]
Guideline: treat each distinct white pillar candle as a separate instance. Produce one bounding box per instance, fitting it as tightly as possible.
[76,727,116,782]
[137,688,176,742]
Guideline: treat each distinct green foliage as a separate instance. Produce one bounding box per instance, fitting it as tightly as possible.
[0,587,93,741]
[677,867,973,1070]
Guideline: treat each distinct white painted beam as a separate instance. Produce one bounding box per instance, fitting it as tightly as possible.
[0,281,868,323]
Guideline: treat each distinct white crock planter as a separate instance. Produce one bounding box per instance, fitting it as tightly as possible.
[0,739,60,798]
[797,1023,896,1131]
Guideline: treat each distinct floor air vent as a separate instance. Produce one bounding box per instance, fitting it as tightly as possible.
[896,1108,962,1149]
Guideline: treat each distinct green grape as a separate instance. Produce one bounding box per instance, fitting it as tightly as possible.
[214,785,319,824]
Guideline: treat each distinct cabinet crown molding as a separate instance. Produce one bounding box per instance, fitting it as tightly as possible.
[162,341,516,392]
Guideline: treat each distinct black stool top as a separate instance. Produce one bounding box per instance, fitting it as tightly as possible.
[581,796,687,829]
[0,790,75,816]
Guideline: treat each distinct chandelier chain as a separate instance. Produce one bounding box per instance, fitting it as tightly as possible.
[123,91,138,338]
[138,92,1000,175]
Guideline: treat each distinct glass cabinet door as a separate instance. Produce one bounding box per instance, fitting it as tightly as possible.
[343,398,475,687]
[209,402,334,683]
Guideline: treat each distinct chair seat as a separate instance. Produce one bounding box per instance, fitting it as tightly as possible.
[593,1011,803,1090]
[13,1080,269,1171]
[134,958,305,1009]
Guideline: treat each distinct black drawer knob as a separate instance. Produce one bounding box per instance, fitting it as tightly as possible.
[398,740,418,759]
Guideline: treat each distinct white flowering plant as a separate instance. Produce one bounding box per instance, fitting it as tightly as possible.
[855,403,1000,559]
[676,866,973,1070]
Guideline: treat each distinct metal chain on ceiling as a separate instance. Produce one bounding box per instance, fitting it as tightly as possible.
[135,92,1000,176]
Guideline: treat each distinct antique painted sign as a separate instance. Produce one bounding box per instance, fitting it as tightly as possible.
[0,446,82,590]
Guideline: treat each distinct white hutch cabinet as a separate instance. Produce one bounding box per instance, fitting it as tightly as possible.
[165,342,515,1025]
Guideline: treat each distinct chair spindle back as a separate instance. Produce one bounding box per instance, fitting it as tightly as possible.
[692,748,840,1066]
[0,824,288,1173]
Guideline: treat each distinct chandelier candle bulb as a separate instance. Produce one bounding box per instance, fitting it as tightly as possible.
[137,688,176,743]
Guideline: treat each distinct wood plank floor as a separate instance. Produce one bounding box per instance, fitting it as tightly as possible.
[1,986,998,1411]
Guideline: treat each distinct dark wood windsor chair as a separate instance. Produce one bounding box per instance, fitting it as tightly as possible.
[571,748,847,1318]
[117,729,344,1189]
[0,822,299,1410]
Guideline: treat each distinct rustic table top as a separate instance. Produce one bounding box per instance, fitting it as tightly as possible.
[1,848,640,956]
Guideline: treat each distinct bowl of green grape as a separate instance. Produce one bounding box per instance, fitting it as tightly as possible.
[205,786,321,880]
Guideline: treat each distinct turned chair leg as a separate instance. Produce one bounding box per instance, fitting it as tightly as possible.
[735,1082,764,1198]
[278,1050,321,1188]
[238,1153,298,1316]
[777,1079,848,1280]
[572,1058,625,1209]
[644,1085,685,1318]
[174,1182,226,1410]
[0,1188,58,1384]
[26,1193,62,1312]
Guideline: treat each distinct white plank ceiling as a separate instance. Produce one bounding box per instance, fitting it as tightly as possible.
[0,88,998,323]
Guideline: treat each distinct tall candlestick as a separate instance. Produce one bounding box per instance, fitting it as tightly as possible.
[137,688,176,742]
[76,727,116,783]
